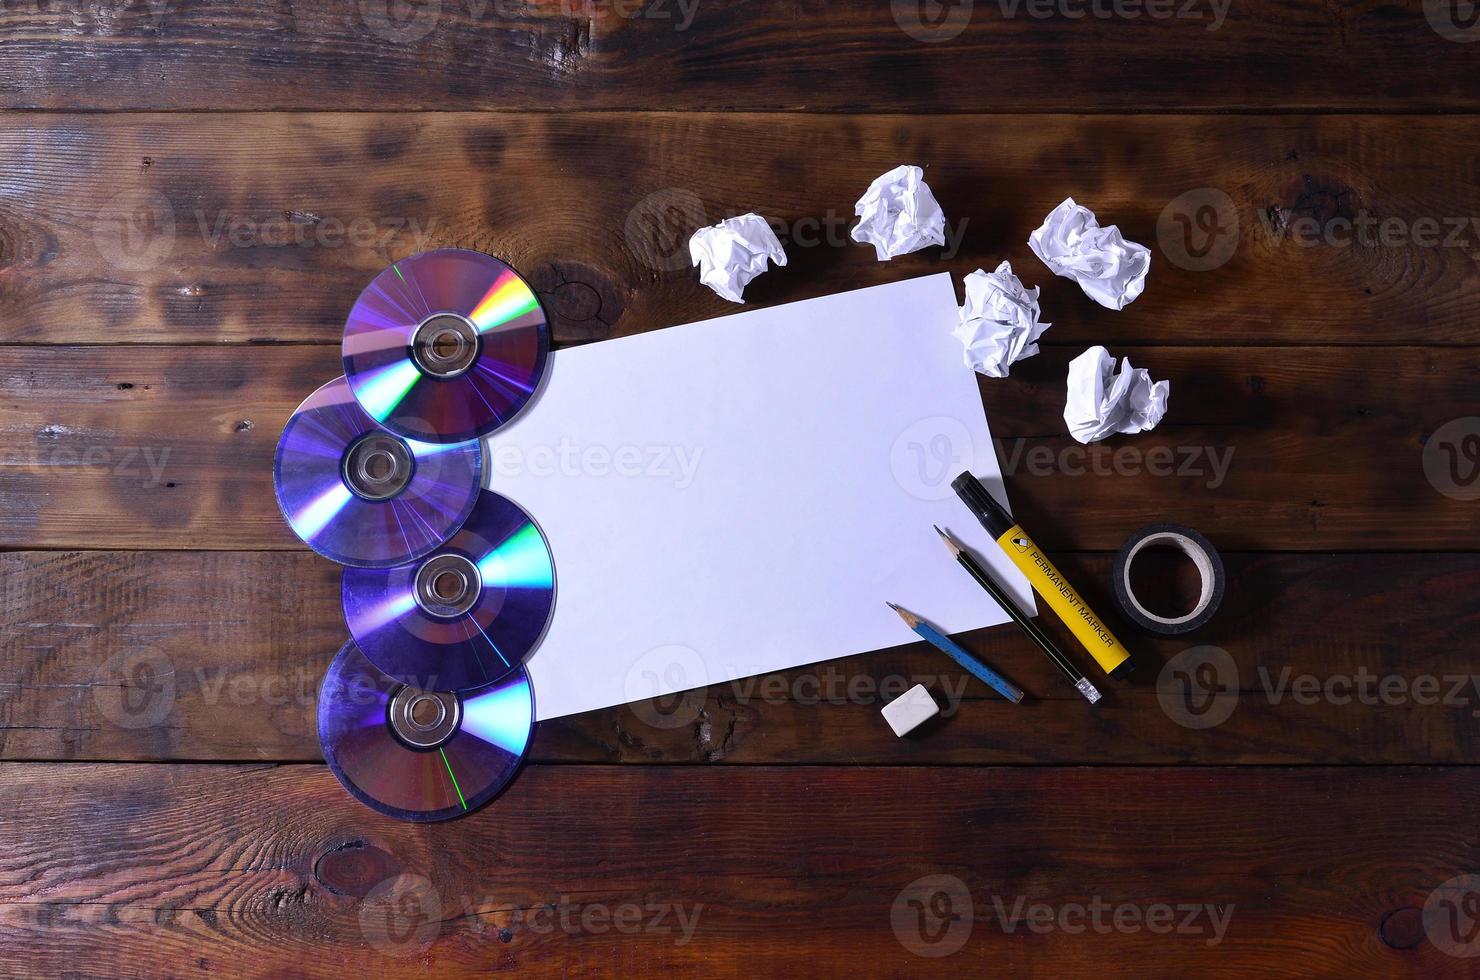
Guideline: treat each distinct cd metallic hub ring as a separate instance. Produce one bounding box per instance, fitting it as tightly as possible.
[411,312,481,378]
[414,552,483,619]
[388,686,462,750]
[341,432,415,502]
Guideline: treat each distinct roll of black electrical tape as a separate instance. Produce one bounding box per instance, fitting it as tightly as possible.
[1111,523,1225,635]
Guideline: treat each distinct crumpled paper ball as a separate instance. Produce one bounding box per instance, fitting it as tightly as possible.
[689,213,787,303]
[1064,345,1169,443]
[850,164,946,261]
[1029,197,1150,310]
[951,261,1051,379]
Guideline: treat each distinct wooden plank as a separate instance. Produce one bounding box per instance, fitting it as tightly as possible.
[0,551,342,762]
[0,763,1474,974]
[5,550,1479,765]
[0,1,1477,112]
[0,344,1474,551]
[0,344,343,550]
[4,113,1480,346]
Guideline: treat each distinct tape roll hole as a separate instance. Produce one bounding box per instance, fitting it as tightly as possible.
[1123,532,1217,627]
[1126,544,1206,620]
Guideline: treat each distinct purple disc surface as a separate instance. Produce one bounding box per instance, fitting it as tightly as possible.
[342,490,555,692]
[273,376,483,568]
[342,249,550,444]
[318,640,534,823]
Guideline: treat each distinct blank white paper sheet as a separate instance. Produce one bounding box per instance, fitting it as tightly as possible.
[485,273,1035,720]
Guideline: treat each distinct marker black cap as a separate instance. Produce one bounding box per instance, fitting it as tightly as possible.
[951,472,1013,539]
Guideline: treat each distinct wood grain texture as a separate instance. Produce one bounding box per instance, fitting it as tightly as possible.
[4,113,1480,346]
[0,0,1478,112]
[0,763,1474,975]
[5,550,1479,765]
[0,344,1473,551]
[0,551,341,762]
[3,0,1477,973]
[0,344,343,550]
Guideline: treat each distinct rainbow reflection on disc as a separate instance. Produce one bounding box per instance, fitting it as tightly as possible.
[273,376,483,568]
[342,490,556,692]
[318,640,534,823]
[341,249,550,444]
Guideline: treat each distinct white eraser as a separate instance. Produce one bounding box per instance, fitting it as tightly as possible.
[881,684,940,737]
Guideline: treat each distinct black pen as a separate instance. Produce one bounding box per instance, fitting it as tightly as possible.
[935,526,1101,704]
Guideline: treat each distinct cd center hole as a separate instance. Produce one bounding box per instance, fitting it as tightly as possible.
[409,695,442,729]
[342,433,414,502]
[1129,546,1202,619]
[363,450,395,482]
[431,330,464,360]
[431,569,467,602]
[411,313,480,378]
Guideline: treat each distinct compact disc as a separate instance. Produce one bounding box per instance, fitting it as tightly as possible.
[342,249,550,444]
[342,489,556,691]
[319,640,534,823]
[274,376,483,568]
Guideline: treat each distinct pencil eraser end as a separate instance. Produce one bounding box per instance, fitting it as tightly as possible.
[882,684,940,736]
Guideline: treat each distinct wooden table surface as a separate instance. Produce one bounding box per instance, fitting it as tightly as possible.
[3,2,1480,976]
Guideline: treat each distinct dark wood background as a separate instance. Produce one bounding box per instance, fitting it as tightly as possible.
[3,0,1480,975]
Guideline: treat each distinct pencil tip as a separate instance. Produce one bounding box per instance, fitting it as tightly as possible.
[934,525,960,554]
[886,602,919,627]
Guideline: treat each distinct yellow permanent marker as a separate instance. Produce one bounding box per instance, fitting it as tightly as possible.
[951,472,1132,678]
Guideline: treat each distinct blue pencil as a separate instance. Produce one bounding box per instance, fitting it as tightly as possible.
[887,602,1024,704]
